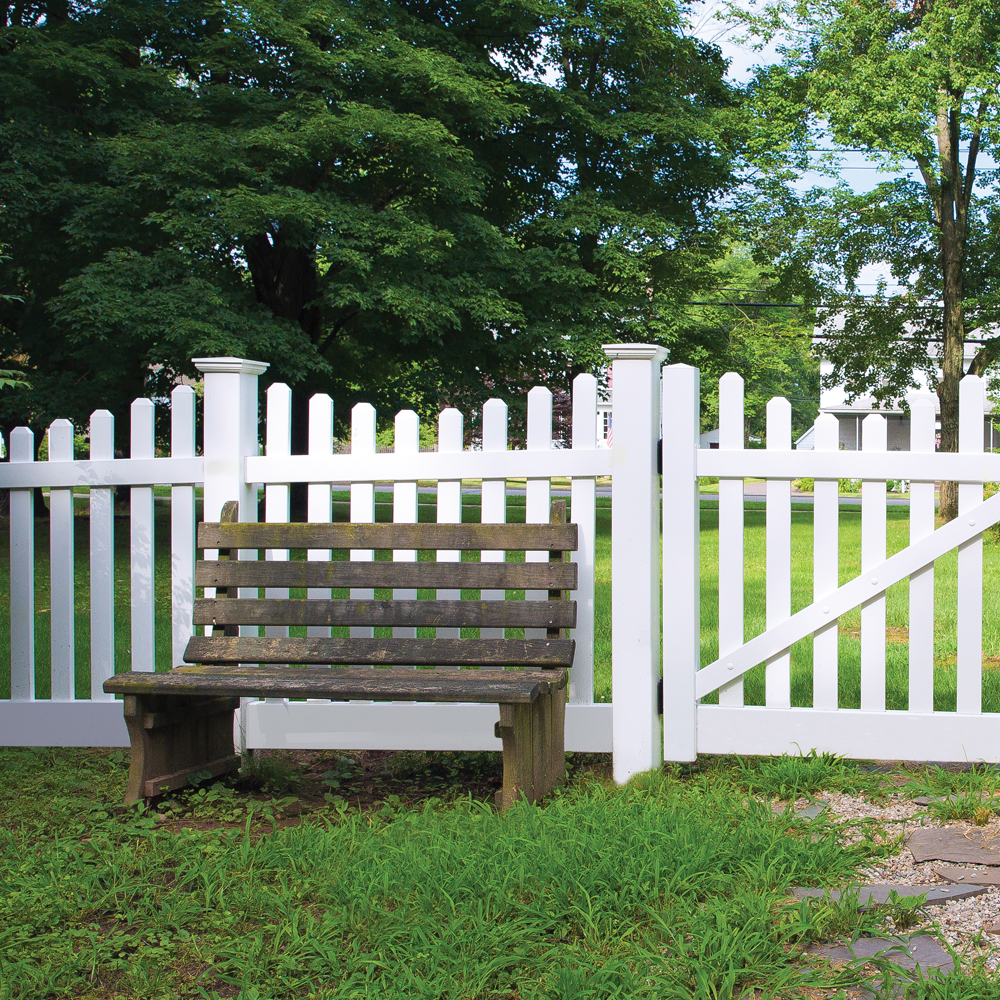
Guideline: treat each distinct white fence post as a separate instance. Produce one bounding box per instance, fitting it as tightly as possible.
[660,361,699,765]
[193,357,270,523]
[605,344,668,781]
[194,357,269,750]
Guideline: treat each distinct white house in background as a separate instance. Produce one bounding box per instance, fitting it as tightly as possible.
[796,332,1000,451]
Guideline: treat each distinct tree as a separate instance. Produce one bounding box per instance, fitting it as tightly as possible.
[732,0,1000,519]
[663,246,818,445]
[1,0,734,491]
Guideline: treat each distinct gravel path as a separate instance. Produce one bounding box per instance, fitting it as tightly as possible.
[791,790,1000,969]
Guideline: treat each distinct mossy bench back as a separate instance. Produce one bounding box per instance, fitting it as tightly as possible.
[185,502,578,670]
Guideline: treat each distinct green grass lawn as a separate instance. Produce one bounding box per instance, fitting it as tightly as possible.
[2,494,999,712]
[7,746,1000,999]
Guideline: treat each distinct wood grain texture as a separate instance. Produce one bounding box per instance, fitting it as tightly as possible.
[196,559,578,591]
[106,666,569,703]
[199,521,578,552]
[178,635,575,667]
[193,597,578,630]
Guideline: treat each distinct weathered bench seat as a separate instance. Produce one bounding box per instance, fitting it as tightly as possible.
[105,500,578,809]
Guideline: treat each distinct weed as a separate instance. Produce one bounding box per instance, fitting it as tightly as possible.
[726,749,884,800]
[234,750,303,795]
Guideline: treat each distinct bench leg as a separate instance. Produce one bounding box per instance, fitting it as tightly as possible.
[548,681,567,792]
[495,702,535,810]
[122,694,242,804]
[494,687,567,810]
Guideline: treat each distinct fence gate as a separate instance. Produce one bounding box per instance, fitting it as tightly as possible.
[662,363,1000,763]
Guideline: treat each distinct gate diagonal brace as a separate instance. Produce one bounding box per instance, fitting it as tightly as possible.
[696,490,1000,700]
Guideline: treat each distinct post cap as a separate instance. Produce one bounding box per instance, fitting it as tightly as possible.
[602,344,668,363]
[192,357,270,375]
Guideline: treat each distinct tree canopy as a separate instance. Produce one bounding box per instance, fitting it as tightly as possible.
[733,0,1000,518]
[0,0,735,452]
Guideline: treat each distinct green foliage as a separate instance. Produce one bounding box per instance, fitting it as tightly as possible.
[726,749,883,800]
[0,368,29,391]
[0,0,734,445]
[667,247,819,443]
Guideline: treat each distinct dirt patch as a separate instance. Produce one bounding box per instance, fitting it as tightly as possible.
[839,627,910,643]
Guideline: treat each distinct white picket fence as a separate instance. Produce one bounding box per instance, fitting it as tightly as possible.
[663,364,1000,764]
[10,346,999,777]
[0,349,668,782]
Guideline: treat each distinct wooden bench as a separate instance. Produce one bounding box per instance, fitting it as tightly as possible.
[105,499,578,810]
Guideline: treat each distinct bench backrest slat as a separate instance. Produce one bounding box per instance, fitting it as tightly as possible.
[198,521,578,552]
[184,636,576,668]
[193,597,577,630]
[196,560,578,591]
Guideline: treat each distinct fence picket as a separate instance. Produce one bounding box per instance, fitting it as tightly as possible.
[861,413,887,711]
[436,408,464,640]
[480,399,508,640]
[48,420,75,700]
[308,394,335,644]
[813,413,840,709]
[170,387,197,669]
[9,428,34,700]
[90,411,115,699]
[957,375,984,714]
[350,403,376,643]
[570,373,597,704]
[765,397,792,708]
[130,399,156,672]
[908,394,936,713]
[10,427,35,701]
[718,373,744,706]
[525,388,553,641]
[393,410,419,645]
[263,384,291,682]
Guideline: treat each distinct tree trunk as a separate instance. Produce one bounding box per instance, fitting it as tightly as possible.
[936,221,966,523]
[244,230,322,522]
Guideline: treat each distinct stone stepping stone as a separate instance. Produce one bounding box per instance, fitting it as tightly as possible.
[791,883,985,906]
[806,934,953,972]
[804,935,954,997]
[934,865,1000,886]
[913,793,1000,806]
[795,800,828,820]
[907,827,1000,865]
